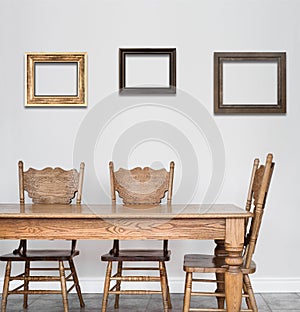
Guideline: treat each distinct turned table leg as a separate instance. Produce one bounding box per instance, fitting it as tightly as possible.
[224,218,244,312]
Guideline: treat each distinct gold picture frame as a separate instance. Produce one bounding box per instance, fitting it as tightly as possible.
[25,52,87,107]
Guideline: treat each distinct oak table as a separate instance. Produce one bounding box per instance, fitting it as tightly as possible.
[0,203,251,312]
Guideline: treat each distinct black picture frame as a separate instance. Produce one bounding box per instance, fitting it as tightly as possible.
[119,48,176,95]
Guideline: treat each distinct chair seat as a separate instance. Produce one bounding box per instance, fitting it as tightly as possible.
[0,249,79,261]
[101,249,171,261]
[183,254,256,274]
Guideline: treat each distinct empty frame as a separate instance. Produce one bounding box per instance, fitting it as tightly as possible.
[25,52,87,107]
[214,52,286,114]
[119,48,176,94]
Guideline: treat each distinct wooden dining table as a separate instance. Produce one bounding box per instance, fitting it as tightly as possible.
[0,203,251,312]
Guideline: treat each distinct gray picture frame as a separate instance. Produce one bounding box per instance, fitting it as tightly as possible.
[214,52,286,114]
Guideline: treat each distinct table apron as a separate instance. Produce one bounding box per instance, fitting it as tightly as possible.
[0,218,226,240]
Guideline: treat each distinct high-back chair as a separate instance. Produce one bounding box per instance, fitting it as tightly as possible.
[0,161,85,312]
[182,154,274,312]
[101,161,175,312]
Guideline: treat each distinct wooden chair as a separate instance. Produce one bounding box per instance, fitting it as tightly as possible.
[0,161,85,312]
[182,154,274,312]
[101,161,175,312]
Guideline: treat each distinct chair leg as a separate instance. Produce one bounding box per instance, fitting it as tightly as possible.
[114,261,122,309]
[243,279,251,309]
[243,274,258,312]
[183,272,192,312]
[1,261,11,312]
[162,261,172,309]
[159,261,169,312]
[215,272,225,309]
[68,259,85,307]
[59,261,69,312]
[23,260,30,309]
[102,261,112,312]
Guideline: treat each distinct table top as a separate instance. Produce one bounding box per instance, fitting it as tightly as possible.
[0,203,250,312]
[0,203,251,219]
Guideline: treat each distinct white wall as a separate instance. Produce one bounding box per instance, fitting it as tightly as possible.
[0,0,299,293]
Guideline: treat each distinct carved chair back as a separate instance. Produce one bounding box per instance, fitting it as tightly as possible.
[109,161,174,255]
[19,160,85,204]
[109,161,174,205]
[16,160,85,255]
[243,154,274,268]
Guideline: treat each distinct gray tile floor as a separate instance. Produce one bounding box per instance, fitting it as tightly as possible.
[1,293,300,312]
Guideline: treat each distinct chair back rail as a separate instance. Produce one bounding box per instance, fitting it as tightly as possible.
[243,158,260,238]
